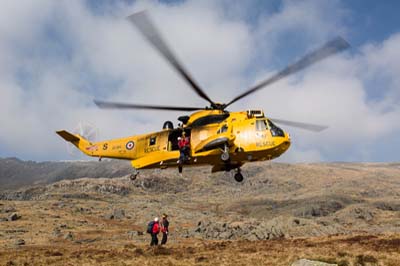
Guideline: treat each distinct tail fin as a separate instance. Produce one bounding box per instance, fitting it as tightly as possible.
[56,130,93,156]
[56,130,80,142]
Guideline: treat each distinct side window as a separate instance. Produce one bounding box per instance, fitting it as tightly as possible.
[255,120,267,131]
[149,136,156,146]
[217,124,228,134]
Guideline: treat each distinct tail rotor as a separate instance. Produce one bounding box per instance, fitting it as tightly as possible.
[66,121,99,158]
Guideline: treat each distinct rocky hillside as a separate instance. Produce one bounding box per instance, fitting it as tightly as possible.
[1,161,400,239]
[0,160,399,265]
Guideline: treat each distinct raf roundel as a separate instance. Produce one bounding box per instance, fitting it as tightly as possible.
[126,141,135,150]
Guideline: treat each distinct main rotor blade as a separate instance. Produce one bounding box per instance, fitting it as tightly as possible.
[270,118,328,132]
[94,100,203,112]
[127,11,216,107]
[225,37,350,108]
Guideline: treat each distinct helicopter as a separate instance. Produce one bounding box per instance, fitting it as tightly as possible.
[56,11,349,182]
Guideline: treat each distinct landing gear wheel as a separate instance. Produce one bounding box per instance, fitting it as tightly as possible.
[221,143,230,162]
[234,171,244,182]
[221,152,230,162]
[129,169,139,181]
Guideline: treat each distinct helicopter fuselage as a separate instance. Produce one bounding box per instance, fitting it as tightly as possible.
[57,109,290,173]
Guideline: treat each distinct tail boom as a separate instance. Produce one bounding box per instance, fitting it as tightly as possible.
[56,130,137,160]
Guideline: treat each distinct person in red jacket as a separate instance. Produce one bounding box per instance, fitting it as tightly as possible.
[150,217,160,246]
[177,132,190,164]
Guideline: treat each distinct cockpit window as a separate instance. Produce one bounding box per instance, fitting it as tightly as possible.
[191,114,230,127]
[268,120,285,137]
[256,120,268,131]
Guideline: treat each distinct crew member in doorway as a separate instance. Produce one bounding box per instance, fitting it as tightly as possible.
[178,132,190,164]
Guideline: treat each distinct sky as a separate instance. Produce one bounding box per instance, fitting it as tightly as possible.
[0,0,399,162]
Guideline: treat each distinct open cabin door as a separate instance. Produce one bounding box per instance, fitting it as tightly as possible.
[167,128,191,151]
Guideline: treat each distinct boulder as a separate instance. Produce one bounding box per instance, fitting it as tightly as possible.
[113,209,125,220]
[253,229,266,240]
[53,228,62,237]
[64,232,74,241]
[245,233,259,241]
[104,209,126,220]
[1,206,16,213]
[291,259,337,266]
[127,231,143,238]
[219,231,233,239]
[104,213,114,220]
[14,239,25,246]
[8,213,20,221]
[352,207,374,221]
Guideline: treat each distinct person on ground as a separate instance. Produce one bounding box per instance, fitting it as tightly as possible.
[150,217,160,246]
[161,214,169,245]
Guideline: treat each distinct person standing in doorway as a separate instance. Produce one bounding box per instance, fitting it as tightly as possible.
[178,132,190,164]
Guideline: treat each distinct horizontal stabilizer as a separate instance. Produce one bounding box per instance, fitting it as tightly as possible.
[56,130,80,142]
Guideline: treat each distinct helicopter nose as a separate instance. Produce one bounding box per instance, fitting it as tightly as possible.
[281,132,291,151]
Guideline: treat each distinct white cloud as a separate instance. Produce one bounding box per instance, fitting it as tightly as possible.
[361,33,400,103]
[251,38,400,162]
[0,0,254,160]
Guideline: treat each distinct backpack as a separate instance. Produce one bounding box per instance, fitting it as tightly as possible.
[147,221,155,234]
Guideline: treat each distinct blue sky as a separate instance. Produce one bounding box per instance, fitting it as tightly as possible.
[0,0,399,162]
[344,0,400,45]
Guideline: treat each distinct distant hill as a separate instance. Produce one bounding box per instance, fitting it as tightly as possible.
[0,157,132,190]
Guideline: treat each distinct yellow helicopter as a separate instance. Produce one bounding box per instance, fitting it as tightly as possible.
[57,12,349,182]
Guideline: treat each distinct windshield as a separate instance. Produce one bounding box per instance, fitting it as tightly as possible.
[268,120,285,137]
